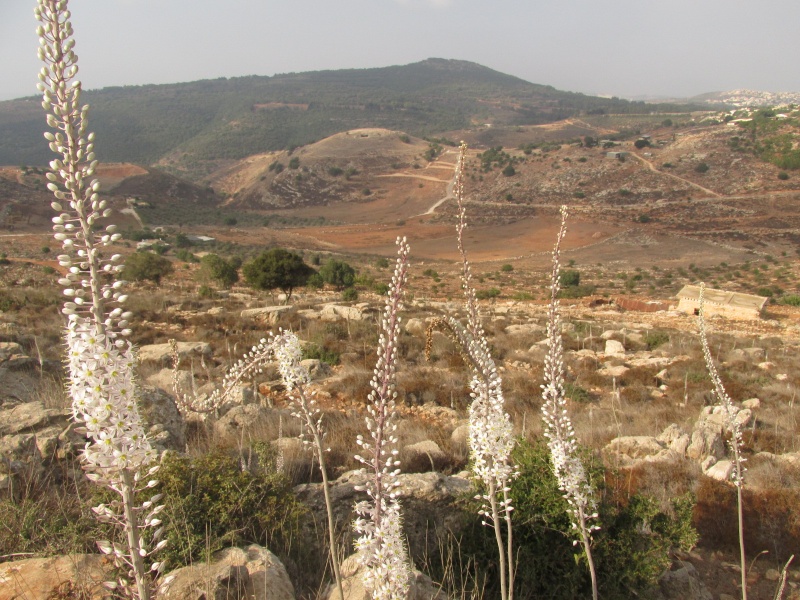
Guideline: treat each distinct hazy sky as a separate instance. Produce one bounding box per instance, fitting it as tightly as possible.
[2,0,799,102]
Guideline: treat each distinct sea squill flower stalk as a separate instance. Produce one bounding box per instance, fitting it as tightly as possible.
[428,142,516,600]
[170,336,274,416]
[698,283,747,600]
[35,1,163,598]
[541,206,599,600]
[353,237,411,600]
[271,330,343,600]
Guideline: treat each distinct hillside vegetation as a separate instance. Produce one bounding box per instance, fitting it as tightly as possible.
[0,58,702,179]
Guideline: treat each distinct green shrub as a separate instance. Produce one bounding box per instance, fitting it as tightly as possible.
[319,259,356,290]
[156,448,305,570]
[374,282,390,295]
[198,253,239,289]
[122,251,173,285]
[644,331,670,350]
[453,440,697,599]
[302,343,340,365]
[500,264,513,272]
[559,270,581,287]
[695,162,709,173]
[778,171,790,180]
[475,288,501,300]
[780,294,800,306]
[341,287,359,302]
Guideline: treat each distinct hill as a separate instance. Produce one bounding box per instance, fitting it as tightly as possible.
[0,58,698,180]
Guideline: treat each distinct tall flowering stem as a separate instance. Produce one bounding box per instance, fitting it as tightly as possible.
[541,206,599,600]
[36,2,163,597]
[169,337,273,416]
[698,283,747,600]
[271,330,343,600]
[448,142,516,600]
[353,237,411,600]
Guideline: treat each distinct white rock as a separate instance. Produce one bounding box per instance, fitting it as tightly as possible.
[705,459,734,482]
[604,339,626,356]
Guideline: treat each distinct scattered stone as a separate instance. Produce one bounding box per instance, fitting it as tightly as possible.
[604,339,626,356]
[240,305,295,325]
[301,358,331,380]
[598,364,629,378]
[658,562,713,600]
[505,323,544,336]
[139,341,212,366]
[742,398,760,409]
[603,436,665,462]
[766,568,781,581]
[213,404,276,441]
[0,342,24,362]
[320,304,368,321]
[207,306,225,316]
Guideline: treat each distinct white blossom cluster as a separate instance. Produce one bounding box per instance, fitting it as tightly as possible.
[67,319,156,472]
[36,2,162,597]
[541,207,599,547]
[452,143,516,523]
[353,237,411,600]
[271,330,324,450]
[698,283,746,487]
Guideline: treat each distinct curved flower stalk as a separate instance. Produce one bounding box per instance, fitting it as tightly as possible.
[169,337,273,415]
[541,206,599,600]
[353,237,411,600]
[35,1,164,598]
[271,330,344,600]
[438,142,516,600]
[698,283,747,600]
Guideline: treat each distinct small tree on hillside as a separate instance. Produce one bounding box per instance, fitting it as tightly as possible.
[122,251,173,285]
[242,248,314,301]
[198,254,239,289]
[319,259,356,290]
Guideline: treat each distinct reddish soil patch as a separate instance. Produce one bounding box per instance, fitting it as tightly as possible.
[283,216,620,262]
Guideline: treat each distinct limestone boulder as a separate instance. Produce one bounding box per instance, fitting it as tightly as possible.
[139,341,212,366]
[301,358,331,380]
[325,553,444,600]
[657,562,713,600]
[213,404,277,441]
[604,339,626,356]
[686,425,725,462]
[146,368,193,395]
[161,544,294,600]
[704,459,734,482]
[604,436,666,461]
[138,385,186,451]
[320,304,368,321]
[0,554,111,600]
[401,440,449,473]
[240,305,295,325]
